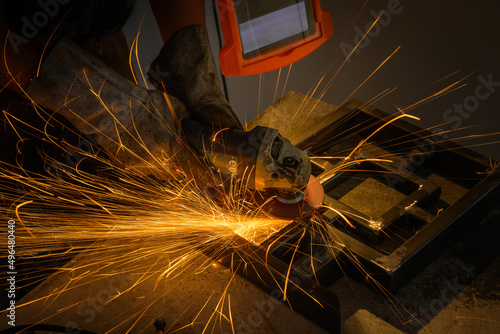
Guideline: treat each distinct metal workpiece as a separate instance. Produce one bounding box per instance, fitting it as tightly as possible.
[314,144,442,242]
[282,99,500,292]
[221,96,500,334]
[212,232,342,334]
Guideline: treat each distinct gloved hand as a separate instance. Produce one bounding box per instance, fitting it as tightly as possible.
[148,25,243,130]
[25,37,215,184]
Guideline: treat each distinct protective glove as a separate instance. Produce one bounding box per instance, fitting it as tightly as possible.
[25,37,214,184]
[148,25,242,130]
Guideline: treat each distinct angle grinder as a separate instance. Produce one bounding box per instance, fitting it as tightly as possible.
[182,119,324,220]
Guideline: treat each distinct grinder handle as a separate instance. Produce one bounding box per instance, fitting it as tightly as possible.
[181,119,261,185]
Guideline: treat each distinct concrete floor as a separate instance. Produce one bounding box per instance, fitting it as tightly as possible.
[1,93,499,333]
[3,230,499,333]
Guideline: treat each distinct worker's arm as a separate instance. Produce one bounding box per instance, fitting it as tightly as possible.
[147,0,243,130]
[2,1,238,183]
[24,37,215,184]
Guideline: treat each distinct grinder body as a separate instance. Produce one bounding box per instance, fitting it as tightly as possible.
[182,120,323,220]
[182,119,311,192]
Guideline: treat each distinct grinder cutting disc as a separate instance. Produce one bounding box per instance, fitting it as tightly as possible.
[253,175,324,220]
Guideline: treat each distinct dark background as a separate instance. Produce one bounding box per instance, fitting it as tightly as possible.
[218,0,500,159]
